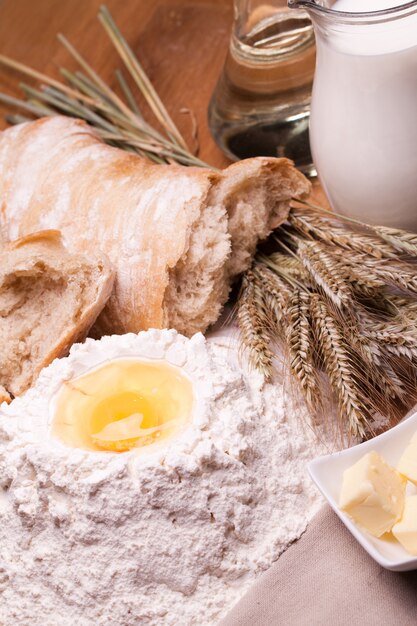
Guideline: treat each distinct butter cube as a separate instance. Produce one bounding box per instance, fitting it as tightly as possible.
[392,496,417,556]
[339,451,406,537]
[397,431,417,484]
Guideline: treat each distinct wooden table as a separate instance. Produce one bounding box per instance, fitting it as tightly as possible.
[0,0,326,201]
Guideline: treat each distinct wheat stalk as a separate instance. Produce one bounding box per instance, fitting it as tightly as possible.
[328,247,382,277]
[348,317,407,409]
[287,226,386,302]
[284,290,321,413]
[253,261,294,297]
[293,199,417,257]
[237,272,275,379]
[311,296,373,439]
[98,6,187,149]
[267,252,311,284]
[250,263,292,328]
[390,298,417,326]
[370,225,417,257]
[380,359,410,400]
[366,322,417,362]
[297,240,352,309]
[238,204,417,439]
[289,206,397,259]
[0,6,211,169]
[366,261,417,295]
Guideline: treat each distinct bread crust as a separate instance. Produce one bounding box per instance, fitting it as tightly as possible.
[0,386,11,405]
[0,116,310,335]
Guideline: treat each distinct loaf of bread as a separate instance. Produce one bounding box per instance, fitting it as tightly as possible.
[0,230,114,397]
[0,116,310,336]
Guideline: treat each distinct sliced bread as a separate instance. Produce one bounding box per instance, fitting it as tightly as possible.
[0,230,115,397]
[0,116,310,337]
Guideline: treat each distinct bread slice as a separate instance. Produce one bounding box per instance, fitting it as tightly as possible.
[0,116,310,337]
[0,230,115,397]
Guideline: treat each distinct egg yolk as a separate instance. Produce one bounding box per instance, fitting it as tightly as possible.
[51,359,193,452]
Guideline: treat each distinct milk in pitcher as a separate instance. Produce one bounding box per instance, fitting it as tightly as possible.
[308,0,417,230]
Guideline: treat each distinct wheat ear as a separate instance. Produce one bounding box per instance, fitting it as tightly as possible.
[289,208,396,259]
[237,272,275,379]
[284,289,321,413]
[266,252,311,284]
[371,225,417,257]
[366,323,417,362]
[311,295,372,439]
[297,240,352,309]
[353,309,415,403]
[251,261,293,325]
[348,321,407,408]
[361,260,417,295]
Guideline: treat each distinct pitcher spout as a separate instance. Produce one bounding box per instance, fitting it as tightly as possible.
[287,0,335,28]
[288,0,327,16]
[288,0,321,8]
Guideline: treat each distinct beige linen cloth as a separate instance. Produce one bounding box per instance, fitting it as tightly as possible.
[221,506,417,626]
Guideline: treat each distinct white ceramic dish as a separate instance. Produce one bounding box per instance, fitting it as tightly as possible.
[309,411,417,571]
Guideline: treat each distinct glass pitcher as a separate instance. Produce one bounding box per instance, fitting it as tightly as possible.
[208,0,316,175]
[288,0,417,231]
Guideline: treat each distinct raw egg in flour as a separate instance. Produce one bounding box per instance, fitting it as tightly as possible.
[51,359,194,452]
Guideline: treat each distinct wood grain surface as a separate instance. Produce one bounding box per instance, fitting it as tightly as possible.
[0,0,326,201]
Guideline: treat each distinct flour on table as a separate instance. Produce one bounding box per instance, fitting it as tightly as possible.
[0,329,327,625]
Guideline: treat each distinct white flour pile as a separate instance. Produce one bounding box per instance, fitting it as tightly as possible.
[0,329,328,625]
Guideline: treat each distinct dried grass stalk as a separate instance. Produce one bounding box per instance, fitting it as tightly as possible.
[0,6,211,169]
